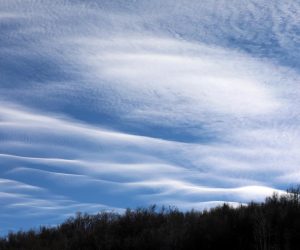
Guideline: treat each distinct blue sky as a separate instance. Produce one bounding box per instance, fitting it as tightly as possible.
[1,0,300,234]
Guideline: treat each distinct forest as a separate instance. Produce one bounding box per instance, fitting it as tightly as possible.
[2,187,300,250]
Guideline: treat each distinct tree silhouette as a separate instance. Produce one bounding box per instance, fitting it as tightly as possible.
[2,187,300,250]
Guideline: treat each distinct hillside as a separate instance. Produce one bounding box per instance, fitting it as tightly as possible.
[2,187,300,250]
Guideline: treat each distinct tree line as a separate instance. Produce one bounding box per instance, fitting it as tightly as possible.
[2,187,300,250]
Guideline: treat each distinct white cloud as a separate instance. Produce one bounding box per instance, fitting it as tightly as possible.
[1,0,300,234]
[127,178,282,201]
[72,36,283,121]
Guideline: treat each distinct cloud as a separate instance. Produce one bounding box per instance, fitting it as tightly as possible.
[69,36,284,121]
[127,179,282,202]
[1,0,300,235]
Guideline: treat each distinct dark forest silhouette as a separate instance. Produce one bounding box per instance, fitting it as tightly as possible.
[2,186,300,250]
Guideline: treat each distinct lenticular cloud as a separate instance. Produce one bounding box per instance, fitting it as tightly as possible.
[1,0,300,235]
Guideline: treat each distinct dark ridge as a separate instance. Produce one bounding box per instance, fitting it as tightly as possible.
[2,186,300,250]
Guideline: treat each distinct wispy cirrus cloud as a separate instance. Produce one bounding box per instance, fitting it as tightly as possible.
[1,0,300,235]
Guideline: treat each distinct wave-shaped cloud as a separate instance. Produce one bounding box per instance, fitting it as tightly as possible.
[1,0,300,234]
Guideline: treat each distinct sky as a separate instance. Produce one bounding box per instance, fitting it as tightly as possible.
[1,0,300,234]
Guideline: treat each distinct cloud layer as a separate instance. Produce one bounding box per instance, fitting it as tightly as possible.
[1,0,300,234]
